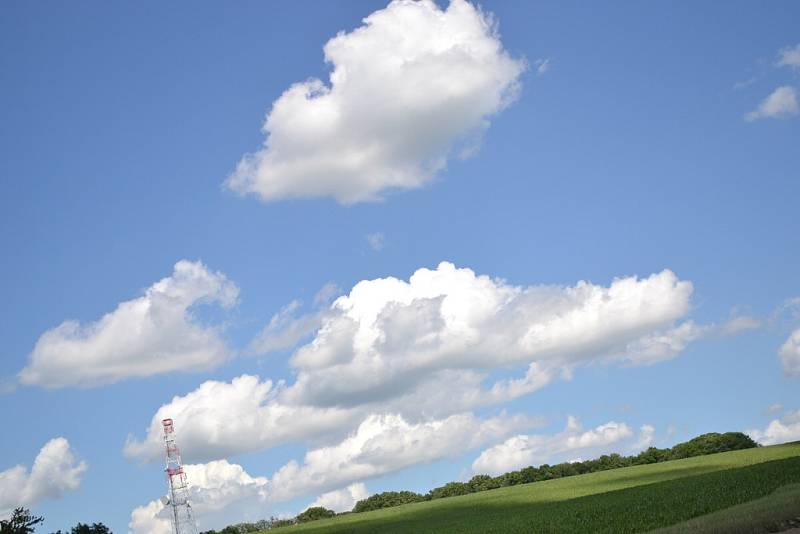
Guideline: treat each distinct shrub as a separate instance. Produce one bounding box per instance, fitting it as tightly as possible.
[295,507,335,523]
[428,482,472,500]
[353,491,425,512]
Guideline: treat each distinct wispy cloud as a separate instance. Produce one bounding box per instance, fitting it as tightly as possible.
[534,58,551,76]
[366,232,385,251]
[745,86,798,121]
[776,44,800,70]
[733,76,758,91]
[19,260,238,388]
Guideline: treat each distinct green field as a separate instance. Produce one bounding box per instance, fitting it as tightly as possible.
[273,442,800,534]
[652,482,800,533]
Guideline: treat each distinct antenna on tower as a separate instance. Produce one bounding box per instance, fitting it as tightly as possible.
[162,418,198,534]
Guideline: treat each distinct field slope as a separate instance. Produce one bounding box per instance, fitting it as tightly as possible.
[274,442,800,534]
[652,482,800,533]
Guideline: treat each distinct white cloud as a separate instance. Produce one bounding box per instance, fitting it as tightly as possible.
[366,232,385,252]
[786,410,800,425]
[249,300,324,354]
[19,260,238,389]
[619,312,761,365]
[0,438,87,518]
[718,314,762,335]
[745,86,799,121]
[130,263,696,463]
[631,424,656,452]
[307,483,369,513]
[129,499,170,534]
[129,460,268,534]
[748,409,800,446]
[226,0,525,204]
[779,328,800,377]
[767,403,784,415]
[314,283,341,308]
[285,263,694,409]
[267,412,534,502]
[473,437,533,475]
[126,369,553,465]
[124,375,355,462]
[471,417,635,475]
[776,296,800,319]
[777,44,800,70]
[620,322,705,365]
[250,283,341,355]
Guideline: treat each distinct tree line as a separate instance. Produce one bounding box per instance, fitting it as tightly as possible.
[351,432,758,513]
[198,507,335,533]
[205,431,758,531]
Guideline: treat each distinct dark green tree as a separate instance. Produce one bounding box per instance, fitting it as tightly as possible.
[0,508,44,534]
[669,432,758,459]
[295,507,335,523]
[198,527,237,534]
[50,523,111,534]
[353,491,425,512]
[634,446,670,464]
[427,481,471,500]
[467,475,500,492]
[71,524,110,534]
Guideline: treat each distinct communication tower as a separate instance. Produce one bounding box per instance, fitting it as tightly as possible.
[162,418,198,534]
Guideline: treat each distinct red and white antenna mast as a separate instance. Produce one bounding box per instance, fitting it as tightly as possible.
[162,418,198,534]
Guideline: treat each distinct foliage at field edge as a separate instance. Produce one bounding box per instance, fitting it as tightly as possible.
[200,431,757,532]
[351,432,757,513]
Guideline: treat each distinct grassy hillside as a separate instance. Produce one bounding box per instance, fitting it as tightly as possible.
[272,442,800,534]
[652,482,800,533]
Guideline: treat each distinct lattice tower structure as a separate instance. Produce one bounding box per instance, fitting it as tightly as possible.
[162,418,198,534]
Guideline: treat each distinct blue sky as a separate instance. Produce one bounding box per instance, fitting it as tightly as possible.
[1,0,799,532]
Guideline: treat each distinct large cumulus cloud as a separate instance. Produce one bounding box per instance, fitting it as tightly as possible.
[19,260,238,388]
[0,438,87,518]
[226,0,526,203]
[127,263,695,462]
